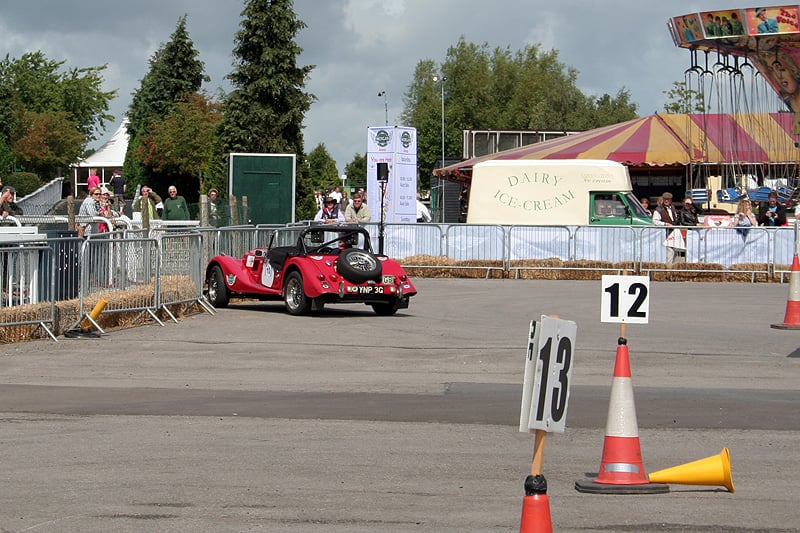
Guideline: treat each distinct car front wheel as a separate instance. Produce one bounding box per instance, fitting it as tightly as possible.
[284,272,310,315]
[207,265,229,308]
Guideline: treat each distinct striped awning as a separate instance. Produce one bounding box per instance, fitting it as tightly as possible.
[435,113,799,181]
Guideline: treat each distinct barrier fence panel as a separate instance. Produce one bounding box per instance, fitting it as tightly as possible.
[445,224,506,261]
[158,232,210,319]
[506,225,574,277]
[573,226,639,265]
[76,235,160,329]
[382,223,444,259]
[0,244,57,340]
[215,226,268,259]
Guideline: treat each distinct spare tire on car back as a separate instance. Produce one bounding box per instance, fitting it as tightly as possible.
[336,248,382,284]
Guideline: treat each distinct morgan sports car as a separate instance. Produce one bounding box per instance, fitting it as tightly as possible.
[205,223,417,315]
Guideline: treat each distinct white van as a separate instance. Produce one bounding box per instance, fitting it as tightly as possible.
[466,159,652,226]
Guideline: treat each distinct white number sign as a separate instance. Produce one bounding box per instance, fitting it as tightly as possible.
[519,315,577,433]
[600,275,650,324]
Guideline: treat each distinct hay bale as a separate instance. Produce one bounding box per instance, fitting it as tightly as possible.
[639,262,670,281]
[458,259,505,279]
[509,258,563,280]
[613,261,639,275]
[402,254,458,278]
[561,260,615,280]
[728,263,770,283]
[667,262,726,282]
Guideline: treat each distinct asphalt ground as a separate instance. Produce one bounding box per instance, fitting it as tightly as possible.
[0,279,798,532]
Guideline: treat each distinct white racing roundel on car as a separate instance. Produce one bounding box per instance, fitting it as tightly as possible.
[261,261,275,287]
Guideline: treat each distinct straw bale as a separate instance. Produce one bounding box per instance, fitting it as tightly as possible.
[728,263,770,283]
[613,262,639,275]
[639,262,670,281]
[0,276,202,344]
[402,254,458,278]
[560,260,616,280]
[667,262,726,282]
[509,258,563,280]
[458,260,505,279]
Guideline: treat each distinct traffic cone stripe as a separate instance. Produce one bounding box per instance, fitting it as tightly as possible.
[772,253,800,329]
[605,377,639,437]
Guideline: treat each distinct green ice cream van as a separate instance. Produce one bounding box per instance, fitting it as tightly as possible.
[466,159,653,226]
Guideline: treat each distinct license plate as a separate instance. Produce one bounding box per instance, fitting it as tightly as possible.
[382,275,395,284]
[348,285,384,294]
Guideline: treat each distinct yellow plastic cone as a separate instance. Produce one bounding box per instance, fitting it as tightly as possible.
[648,447,734,493]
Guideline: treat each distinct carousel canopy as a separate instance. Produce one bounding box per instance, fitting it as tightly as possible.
[435,113,799,182]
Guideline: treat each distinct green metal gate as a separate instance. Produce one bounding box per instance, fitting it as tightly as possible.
[229,153,295,224]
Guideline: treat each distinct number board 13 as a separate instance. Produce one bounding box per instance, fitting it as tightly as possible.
[601,275,650,324]
[519,316,577,433]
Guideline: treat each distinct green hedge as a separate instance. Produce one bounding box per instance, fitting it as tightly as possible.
[2,172,41,196]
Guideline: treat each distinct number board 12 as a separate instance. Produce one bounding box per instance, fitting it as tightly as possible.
[601,275,650,324]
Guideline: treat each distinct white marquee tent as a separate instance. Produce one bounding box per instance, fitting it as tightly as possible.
[71,118,128,196]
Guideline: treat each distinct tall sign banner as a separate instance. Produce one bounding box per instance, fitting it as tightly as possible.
[366,126,417,223]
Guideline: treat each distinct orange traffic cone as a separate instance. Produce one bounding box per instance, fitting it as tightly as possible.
[772,253,800,329]
[648,447,735,493]
[520,475,552,533]
[575,338,668,494]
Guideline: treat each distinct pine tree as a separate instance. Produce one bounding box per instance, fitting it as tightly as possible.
[124,15,207,190]
[219,0,314,156]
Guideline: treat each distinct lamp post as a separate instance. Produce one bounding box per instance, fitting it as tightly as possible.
[378,91,388,126]
[432,75,446,170]
[432,75,446,223]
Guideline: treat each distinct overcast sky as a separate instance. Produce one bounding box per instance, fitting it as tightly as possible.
[0,0,760,174]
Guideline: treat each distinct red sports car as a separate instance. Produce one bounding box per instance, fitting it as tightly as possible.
[205,223,417,315]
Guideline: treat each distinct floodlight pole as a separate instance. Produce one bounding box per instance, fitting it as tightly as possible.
[378,91,388,126]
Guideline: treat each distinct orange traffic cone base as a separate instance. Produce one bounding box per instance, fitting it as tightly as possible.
[575,476,669,494]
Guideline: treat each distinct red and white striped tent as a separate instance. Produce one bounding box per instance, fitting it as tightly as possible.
[435,113,798,182]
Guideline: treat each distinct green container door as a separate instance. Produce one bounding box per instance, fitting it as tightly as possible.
[229,153,296,225]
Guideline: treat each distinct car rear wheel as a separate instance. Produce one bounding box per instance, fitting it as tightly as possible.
[337,248,382,284]
[284,272,310,315]
[371,302,400,316]
[207,265,229,308]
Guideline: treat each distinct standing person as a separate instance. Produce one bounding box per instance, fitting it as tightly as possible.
[345,193,371,223]
[338,190,350,218]
[108,169,126,211]
[87,168,101,191]
[207,188,220,227]
[653,192,686,265]
[314,196,344,223]
[133,186,162,222]
[757,191,787,226]
[0,186,22,218]
[313,190,324,211]
[77,187,102,237]
[732,198,758,239]
[162,185,190,221]
[416,194,431,223]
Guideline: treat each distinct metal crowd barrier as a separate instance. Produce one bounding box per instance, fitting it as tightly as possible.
[1,221,798,343]
[0,243,57,341]
[158,232,213,320]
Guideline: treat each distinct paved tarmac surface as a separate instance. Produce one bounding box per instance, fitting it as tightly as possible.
[1,279,798,532]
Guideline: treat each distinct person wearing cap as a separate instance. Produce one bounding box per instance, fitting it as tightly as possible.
[0,185,22,218]
[314,195,344,223]
[652,191,686,265]
[756,7,779,34]
[679,193,702,227]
